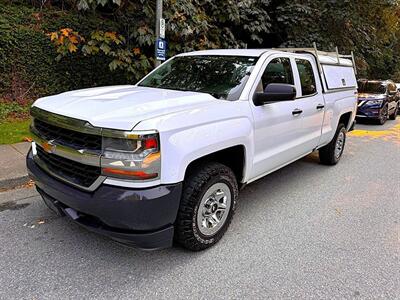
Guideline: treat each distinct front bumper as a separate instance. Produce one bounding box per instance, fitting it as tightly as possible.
[356,105,383,119]
[27,149,182,250]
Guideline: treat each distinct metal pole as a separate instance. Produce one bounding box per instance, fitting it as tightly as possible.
[155,0,163,67]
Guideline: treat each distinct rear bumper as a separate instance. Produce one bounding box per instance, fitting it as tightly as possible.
[27,149,182,250]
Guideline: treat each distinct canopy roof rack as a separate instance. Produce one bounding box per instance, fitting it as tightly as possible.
[273,42,357,75]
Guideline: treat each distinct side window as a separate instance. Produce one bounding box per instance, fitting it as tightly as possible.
[296,59,317,96]
[259,57,294,91]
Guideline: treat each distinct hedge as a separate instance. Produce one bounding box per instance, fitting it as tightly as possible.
[0,2,127,101]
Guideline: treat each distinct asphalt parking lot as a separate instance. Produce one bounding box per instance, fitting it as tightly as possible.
[0,119,399,299]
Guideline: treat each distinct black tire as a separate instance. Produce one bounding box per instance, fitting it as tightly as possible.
[319,123,347,165]
[378,105,388,125]
[389,104,398,120]
[175,162,239,251]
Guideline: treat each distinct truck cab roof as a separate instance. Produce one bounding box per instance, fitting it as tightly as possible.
[179,49,354,67]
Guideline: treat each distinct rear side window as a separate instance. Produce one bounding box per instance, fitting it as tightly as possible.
[296,59,317,96]
[261,57,294,90]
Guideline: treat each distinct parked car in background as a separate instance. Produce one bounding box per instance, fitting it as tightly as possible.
[357,80,399,124]
[27,47,358,251]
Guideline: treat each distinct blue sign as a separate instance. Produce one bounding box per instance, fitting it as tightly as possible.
[155,38,167,61]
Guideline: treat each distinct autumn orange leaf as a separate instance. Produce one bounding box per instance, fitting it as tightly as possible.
[133,47,141,55]
[61,28,72,36]
[49,32,58,41]
[105,31,117,41]
[68,43,78,53]
[69,35,79,44]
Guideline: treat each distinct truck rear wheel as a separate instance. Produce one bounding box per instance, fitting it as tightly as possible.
[175,162,238,251]
[319,123,347,165]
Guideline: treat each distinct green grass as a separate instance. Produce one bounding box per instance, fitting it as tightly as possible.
[0,101,32,144]
[0,102,30,120]
[0,119,31,144]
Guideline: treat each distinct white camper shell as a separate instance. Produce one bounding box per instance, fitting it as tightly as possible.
[275,43,358,92]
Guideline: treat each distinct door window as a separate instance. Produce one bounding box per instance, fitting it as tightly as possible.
[258,58,294,92]
[296,59,317,96]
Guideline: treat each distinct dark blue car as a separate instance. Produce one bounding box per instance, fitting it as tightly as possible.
[356,80,399,125]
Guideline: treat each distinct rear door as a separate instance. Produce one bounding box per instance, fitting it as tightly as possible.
[292,56,325,151]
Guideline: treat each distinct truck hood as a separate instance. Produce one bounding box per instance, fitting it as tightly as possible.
[33,85,217,130]
[358,93,387,100]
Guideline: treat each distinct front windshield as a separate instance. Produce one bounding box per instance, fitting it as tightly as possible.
[358,82,387,94]
[138,55,258,100]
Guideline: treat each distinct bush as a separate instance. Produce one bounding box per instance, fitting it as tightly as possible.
[0,2,127,101]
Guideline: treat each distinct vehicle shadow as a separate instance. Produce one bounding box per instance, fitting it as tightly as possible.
[355,118,378,125]
[354,117,400,134]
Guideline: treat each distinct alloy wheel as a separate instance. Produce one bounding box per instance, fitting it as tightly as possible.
[335,131,345,159]
[380,106,388,124]
[196,182,232,236]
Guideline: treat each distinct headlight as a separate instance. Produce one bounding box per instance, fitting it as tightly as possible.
[101,132,160,180]
[366,99,384,106]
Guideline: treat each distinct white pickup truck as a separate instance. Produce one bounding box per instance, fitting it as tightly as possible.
[27,48,358,251]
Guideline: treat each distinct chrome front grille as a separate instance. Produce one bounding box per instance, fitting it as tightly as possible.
[36,146,101,188]
[34,119,102,153]
[30,107,105,191]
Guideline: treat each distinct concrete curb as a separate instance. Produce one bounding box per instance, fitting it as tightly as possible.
[0,175,30,190]
[0,142,31,190]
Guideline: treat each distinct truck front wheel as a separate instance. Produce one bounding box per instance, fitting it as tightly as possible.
[175,162,238,251]
[389,103,398,120]
[319,123,347,165]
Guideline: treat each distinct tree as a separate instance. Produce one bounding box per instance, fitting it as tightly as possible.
[272,0,400,79]
[49,0,273,79]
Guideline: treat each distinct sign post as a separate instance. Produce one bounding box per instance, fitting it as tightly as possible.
[155,38,167,61]
[154,0,164,67]
[160,18,166,39]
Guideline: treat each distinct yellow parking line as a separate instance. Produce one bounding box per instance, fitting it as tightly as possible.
[349,123,400,145]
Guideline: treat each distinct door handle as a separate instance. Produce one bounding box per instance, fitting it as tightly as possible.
[316,104,325,110]
[292,108,303,116]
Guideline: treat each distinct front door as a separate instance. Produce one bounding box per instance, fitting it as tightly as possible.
[249,56,305,180]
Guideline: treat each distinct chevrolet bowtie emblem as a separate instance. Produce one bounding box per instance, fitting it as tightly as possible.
[42,140,56,154]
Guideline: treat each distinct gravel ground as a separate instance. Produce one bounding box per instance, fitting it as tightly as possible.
[0,119,399,300]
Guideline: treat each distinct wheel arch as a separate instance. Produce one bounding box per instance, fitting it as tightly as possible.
[184,145,247,185]
[338,111,353,130]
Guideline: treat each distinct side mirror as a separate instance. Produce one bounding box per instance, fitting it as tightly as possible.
[253,83,297,106]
